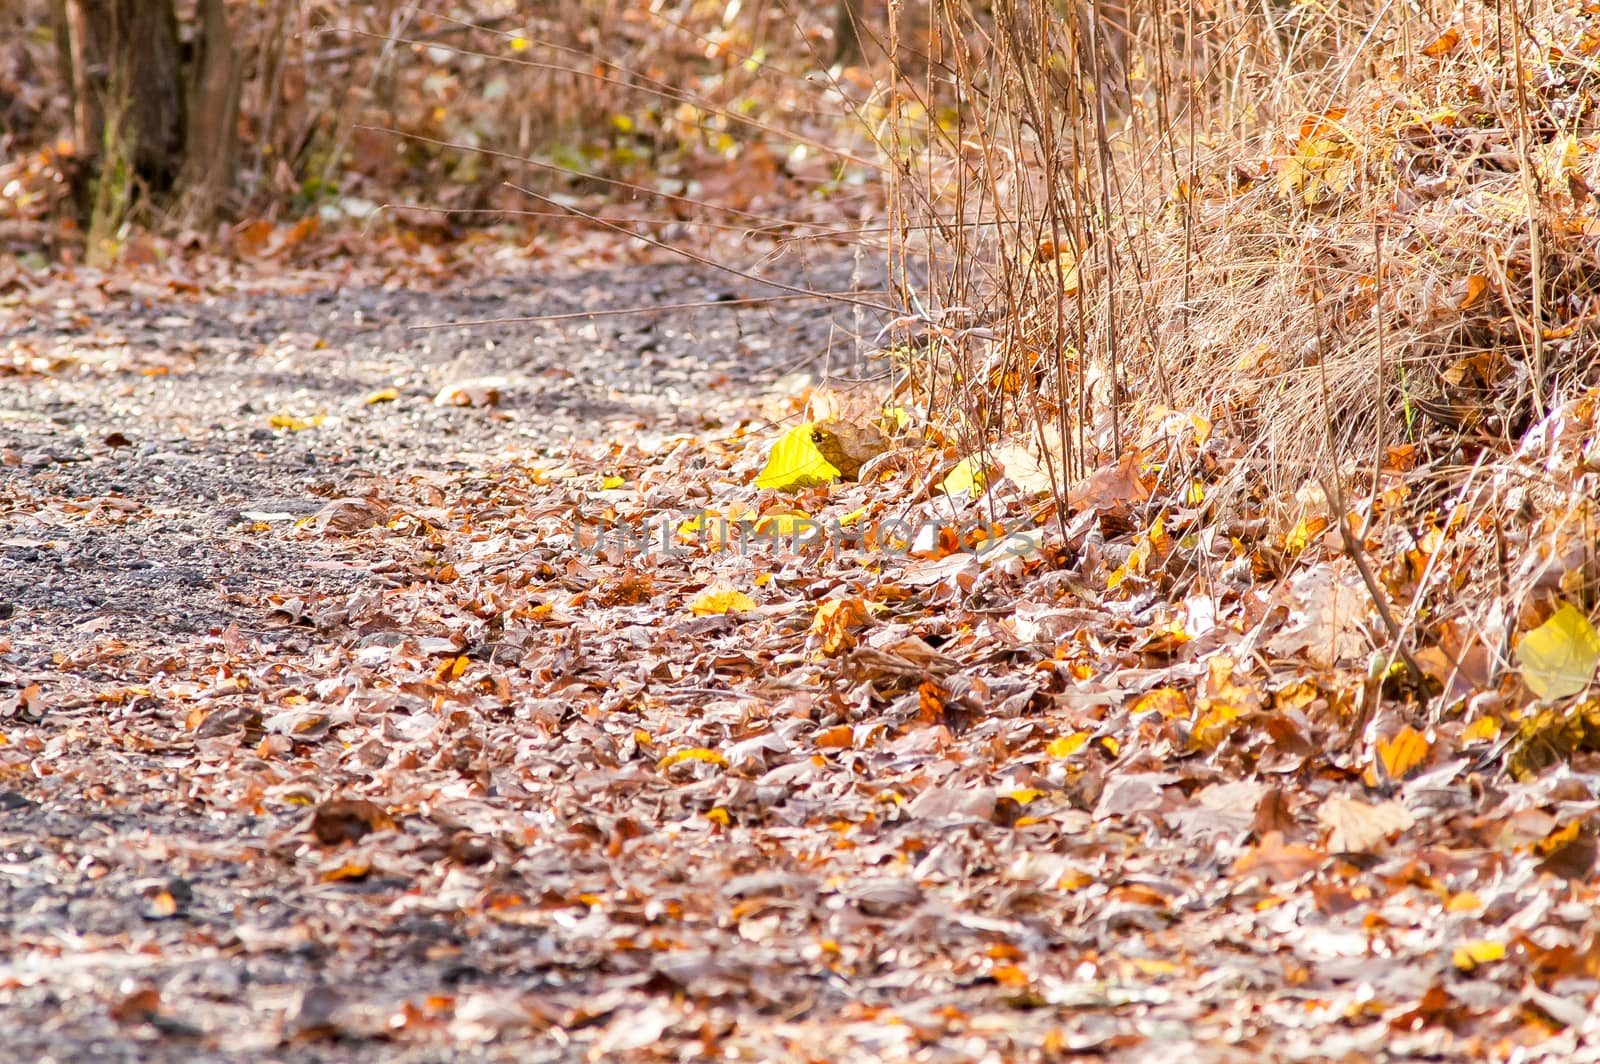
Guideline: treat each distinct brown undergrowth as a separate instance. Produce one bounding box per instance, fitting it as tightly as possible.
[877,0,1600,758]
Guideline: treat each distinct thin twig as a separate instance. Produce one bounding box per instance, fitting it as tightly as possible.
[410,291,874,330]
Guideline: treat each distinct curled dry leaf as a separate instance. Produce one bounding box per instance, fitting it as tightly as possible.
[1316,794,1414,854]
[433,377,507,407]
[310,798,397,846]
[307,496,389,533]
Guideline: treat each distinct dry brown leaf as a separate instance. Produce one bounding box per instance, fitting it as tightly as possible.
[1316,794,1414,853]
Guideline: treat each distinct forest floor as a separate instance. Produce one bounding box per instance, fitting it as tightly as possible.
[2,236,1598,1063]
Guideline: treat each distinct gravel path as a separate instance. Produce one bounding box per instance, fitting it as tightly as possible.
[1,248,887,1062]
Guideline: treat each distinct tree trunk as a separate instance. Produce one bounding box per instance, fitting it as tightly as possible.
[833,0,865,65]
[178,0,241,225]
[66,0,185,191]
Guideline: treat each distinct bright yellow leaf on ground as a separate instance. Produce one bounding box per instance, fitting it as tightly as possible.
[1284,513,1329,553]
[1518,603,1600,699]
[937,456,986,497]
[1047,732,1089,758]
[756,511,814,537]
[658,747,728,769]
[364,388,399,404]
[689,585,755,615]
[755,423,840,490]
[1131,687,1189,719]
[1452,940,1505,971]
[270,413,325,431]
[601,474,626,489]
[1189,703,1242,750]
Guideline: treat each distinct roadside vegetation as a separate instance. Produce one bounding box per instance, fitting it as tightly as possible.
[4,1,1600,1056]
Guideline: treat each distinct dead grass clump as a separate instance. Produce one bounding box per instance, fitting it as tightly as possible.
[892,2,1600,488]
[879,0,1600,730]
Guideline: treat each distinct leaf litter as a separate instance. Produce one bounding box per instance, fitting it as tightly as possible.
[3,240,1600,1061]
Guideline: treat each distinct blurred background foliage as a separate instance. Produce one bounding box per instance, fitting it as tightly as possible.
[0,0,895,264]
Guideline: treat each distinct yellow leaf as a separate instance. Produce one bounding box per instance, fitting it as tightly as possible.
[689,585,756,616]
[1008,788,1043,805]
[937,456,986,497]
[704,807,731,825]
[1130,687,1189,719]
[755,423,840,491]
[1463,716,1501,743]
[1445,891,1482,913]
[1046,733,1089,758]
[1452,940,1505,971]
[320,860,371,883]
[755,511,813,537]
[364,388,399,404]
[1456,274,1490,310]
[1533,819,1582,857]
[270,413,324,431]
[1517,603,1600,699]
[658,747,727,769]
[601,474,626,489]
[1189,702,1243,751]
[610,113,634,133]
[1284,514,1328,554]
[509,32,530,51]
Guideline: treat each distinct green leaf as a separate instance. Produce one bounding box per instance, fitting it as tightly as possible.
[755,423,840,491]
[1518,603,1600,700]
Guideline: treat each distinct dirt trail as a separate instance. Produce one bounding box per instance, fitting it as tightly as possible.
[1,251,880,1062]
[8,247,1571,1063]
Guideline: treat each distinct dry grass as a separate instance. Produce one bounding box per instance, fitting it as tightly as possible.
[884,0,1599,485]
[867,0,1600,722]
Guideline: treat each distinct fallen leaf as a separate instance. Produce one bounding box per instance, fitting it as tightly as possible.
[658,747,727,769]
[809,597,872,654]
[434,377,507,407]
[689,584,755,615]
[1451,940,1504,971]
[1518,603,1600,700]
[1316,794,1414,853]
[270,413,325,431]
[755,423,840,490]
[311,798,397,846]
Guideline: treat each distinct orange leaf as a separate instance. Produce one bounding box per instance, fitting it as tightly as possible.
[1421,28,1462,57]
[1377,726,1430,781]
[813,724,854,749]
[1457,274,1489,310]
